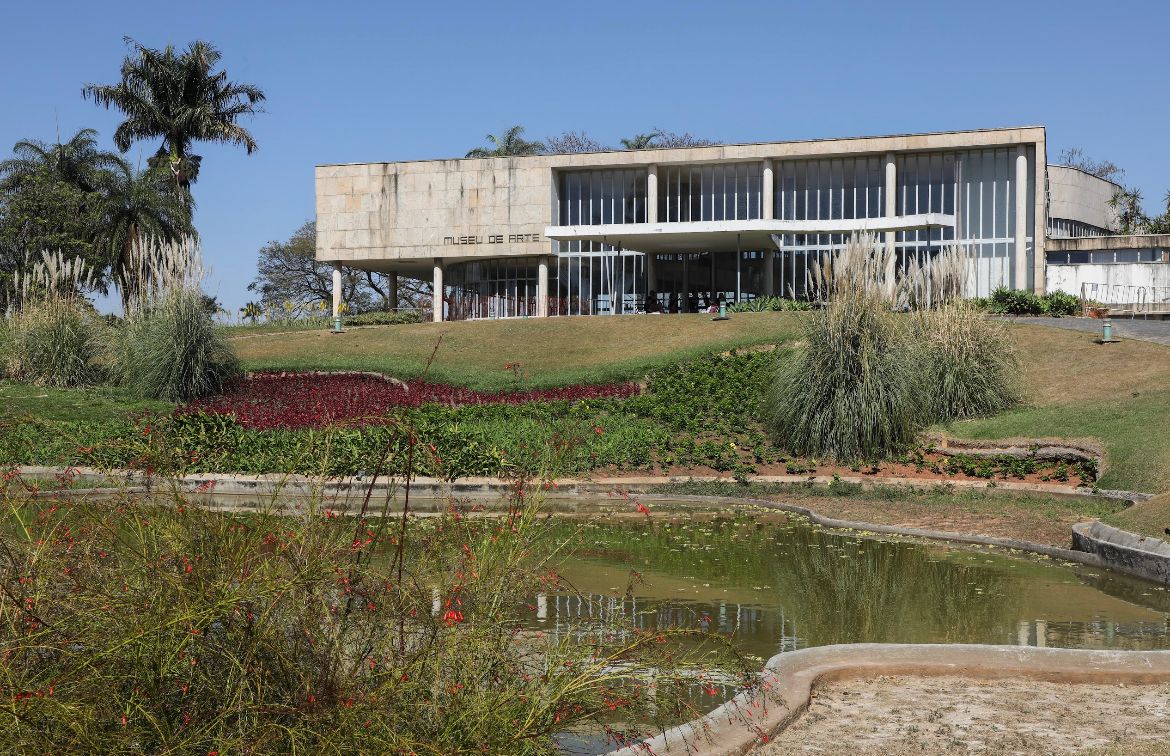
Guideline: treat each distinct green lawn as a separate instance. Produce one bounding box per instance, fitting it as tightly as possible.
[0,382,172,423]
[1103,493,1170,540]
[944,325,1170,494]
[229,312,800,390]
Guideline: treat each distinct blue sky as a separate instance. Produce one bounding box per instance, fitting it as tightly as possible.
[2,0,1167,313]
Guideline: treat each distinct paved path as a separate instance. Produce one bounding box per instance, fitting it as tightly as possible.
[1008,316,1170,347]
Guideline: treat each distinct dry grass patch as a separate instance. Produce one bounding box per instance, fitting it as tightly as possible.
[231,311,800,390]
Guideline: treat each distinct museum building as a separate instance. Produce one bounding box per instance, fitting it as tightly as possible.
[315,127,1120,321]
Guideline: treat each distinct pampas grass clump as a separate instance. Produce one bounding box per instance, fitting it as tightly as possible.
[914,303,1020,420]
[765,290,922,462]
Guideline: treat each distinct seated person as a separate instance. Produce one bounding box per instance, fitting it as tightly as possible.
[706,296,723,314]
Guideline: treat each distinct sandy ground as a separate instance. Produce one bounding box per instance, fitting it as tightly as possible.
[755,676,1170,755]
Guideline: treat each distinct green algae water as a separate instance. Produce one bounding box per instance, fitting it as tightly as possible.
[540,510,1170,659]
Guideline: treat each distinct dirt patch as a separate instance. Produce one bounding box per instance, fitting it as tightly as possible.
[755,675,1170,755]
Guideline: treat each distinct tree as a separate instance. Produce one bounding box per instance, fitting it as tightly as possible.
[619,131,662,150]
[1108,187,1170,234]
[249,220,425,313]
[95,159,192,310]
[0,170,102,268]
[0,128,122,195]
[544,131,608,154]
[1056,147,1125,183]
[465,125,544,158]
[82,38,265,196]
[239,301,262,323]
[654,130,718,148]
[620,129,717,150]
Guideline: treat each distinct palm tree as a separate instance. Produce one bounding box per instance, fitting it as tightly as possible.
[95,159,192,310]
[82,38,266,197]
[619,131,663,151]
[0,128,122,194]
[240,301,263,324]
[465,125,544,158]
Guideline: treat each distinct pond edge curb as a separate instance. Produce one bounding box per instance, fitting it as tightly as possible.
[607,644,1170,755]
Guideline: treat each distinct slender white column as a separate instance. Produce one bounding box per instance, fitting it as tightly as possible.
[1014,145,1029,291]
[646,164,658,224]
[762,159,774,220]
[764,249,775,297]
[536,256,549,317]
[388,272,399,311]
[331,261,342,329]
[884,152,897,297]
[432,259,443,323]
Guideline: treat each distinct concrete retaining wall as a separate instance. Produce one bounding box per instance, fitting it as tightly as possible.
[1072,521,1170,585]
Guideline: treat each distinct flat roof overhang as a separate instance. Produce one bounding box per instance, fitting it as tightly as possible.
[544,214,955,253]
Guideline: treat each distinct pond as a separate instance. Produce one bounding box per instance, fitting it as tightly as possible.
[542,508,1170,660]
[538,504,1169,754]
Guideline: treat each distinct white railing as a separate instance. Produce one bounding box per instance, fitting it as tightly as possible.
[1080,282,1170,316]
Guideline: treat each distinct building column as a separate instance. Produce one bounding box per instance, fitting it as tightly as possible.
[645,253,656,293]
[646,164,658,224]
[536,256,549,317]
[432,259,444,323]
[764,249,775,297]
[762,159,774,220]
[883,152,897,297]
[388,272,399,311]
[331,261,342,330]
[1014,145,1029,291]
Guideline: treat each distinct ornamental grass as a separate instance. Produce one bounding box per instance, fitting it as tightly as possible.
[2,252,103,388]
[912,303,1021,421]
[765,289,921,462]
[0,432,760,752]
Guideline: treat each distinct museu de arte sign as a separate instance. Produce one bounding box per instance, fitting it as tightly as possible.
[442,231,542,245]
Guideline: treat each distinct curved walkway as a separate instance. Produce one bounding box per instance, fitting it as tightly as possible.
[1009,316,1170,347]
[609,644,1170,756]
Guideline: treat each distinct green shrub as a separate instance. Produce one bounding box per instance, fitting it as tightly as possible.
[2,296,104,387]
[987,286,1044,315]
[913,305,1020,420]
[345,310,424,326]
[1040,290,1079,317]
[727,296,812,313]
[765,292,922,461]
[113,287,240,401]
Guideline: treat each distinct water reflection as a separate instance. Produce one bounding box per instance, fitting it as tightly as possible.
[543,515,1170,660]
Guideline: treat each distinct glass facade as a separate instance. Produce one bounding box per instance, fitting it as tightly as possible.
[1047,247,1169,265]
[445,147,1040,318]
[444,258,541,320]
[557,169,647,252]
[659,162,762,222]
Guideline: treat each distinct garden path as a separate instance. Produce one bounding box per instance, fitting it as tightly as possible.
[1010,316,1170,347]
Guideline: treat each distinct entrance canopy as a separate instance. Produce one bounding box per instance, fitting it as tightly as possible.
[544,213,956,253]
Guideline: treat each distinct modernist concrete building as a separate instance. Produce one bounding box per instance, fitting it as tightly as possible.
[316,126,1124,321]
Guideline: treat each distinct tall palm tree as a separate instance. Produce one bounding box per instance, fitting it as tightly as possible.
[465,125,544,158]
[619,130,663,151]
[0,128,122,194]
[82,38,266,197]
[95,159,192,310]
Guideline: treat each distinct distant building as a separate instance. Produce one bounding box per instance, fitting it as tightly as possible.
[317,126,1140,321]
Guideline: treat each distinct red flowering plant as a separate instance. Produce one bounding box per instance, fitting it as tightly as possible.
[0,358,763,753]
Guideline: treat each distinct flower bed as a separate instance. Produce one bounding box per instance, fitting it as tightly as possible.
[181,372,640,430]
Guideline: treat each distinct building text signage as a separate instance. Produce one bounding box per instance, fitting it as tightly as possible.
[443,232,542,245]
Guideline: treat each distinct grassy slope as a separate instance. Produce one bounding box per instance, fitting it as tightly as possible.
[7,316,1170,496]
[229,312,799,390]
[945,325,1170,494]
[0,383,172,423]
[1103,493,1170,540]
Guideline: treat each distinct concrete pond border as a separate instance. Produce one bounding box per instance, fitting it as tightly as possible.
[14,465,1164,581]
[608,644,1170,756]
